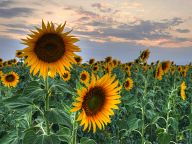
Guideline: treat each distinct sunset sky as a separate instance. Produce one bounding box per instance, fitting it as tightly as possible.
[0,0,192,64]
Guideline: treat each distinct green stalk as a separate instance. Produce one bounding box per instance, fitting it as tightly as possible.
[71,112,77,144]
[45,76,50,135]
[141,107,145,144]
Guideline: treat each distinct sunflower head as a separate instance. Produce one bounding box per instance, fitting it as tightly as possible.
[0,58,3,64]
[178,66,183,72]
[124,78,134,91]
[105,56,112,63]
[180,81,187,100]
[92,65,99,73]
[155,65,163,80]
[20,20,80,79]
[89,58,95,65]
[112,59,118,67]
[16,50,24,58]
[80,71,90,85]
[61,71,71,81]
[140,49,150,62]
[71,74,121,133]
[74,56,82,65]
[1,71,19,88]
[161,61,171,73]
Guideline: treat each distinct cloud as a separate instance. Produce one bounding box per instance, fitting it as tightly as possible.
[92,3,112,13]
[0,0,15,7]
[0,7,34,18]
[176,28,190,33]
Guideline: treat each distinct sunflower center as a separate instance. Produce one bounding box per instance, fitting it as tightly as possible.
[63,73,68,78]
[83,87,105,116]
[124,81,130,87]
[17,52,22,55]
[34,33,65,63]
[5,74,15,82]
[81,74,87,81]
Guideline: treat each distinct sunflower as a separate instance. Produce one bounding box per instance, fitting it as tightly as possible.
[161,61,171,74]
[92,65,99,73]
[16,50,24,58]
[112,59,118,67]
[80,71,90,85]
[0,58,3,64]
[71,74,121,133]
[89,58,95,65]
[180,81,187,100]
[124,78,134,91]
[0,63,3,70]
[178,66,183,72]
[74,56,82,65]
[20,20,80,79]
[105,56,112,63]
[1,71,19,87]
[155,65,163,80]
[61,70,71,81]
[140,49,150,62]
[0,71,3,78]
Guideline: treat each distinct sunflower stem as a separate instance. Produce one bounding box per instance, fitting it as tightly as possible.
[45,76,50,135]
[71,112,77,144]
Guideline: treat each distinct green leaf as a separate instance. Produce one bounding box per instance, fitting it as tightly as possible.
[127,115,141,131]
[0,130,20,144]
[45,108,72,128]
[157,131,172,144]
[57,126,71,142]
[23,130,60,144]
[80,137,97,144]
[22,80,44,99]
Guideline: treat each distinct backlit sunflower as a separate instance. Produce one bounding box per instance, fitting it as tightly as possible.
[80,71,90,85]
[20,20,80,79]
[155,65,163,80]
[0,58,3,64]
[71,74,121,133]
[161,61,171,74]
[74,56,82,65]
[105,56,112,63]
[140,49,150,62]
[1,71,19,87]
[124,78,134,91]
[180,81,187,101]
[61,70,71,81]
[89,58,95,65]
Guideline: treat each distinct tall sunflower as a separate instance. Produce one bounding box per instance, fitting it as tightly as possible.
[124,78,134,91]
[1,71,19,87]
[71,74,121,133]
[161,61,171,74]
[20,20,80,79]
[180,81,187,101]
[155,65,163,80]
[89,58,95,65]
[80,71,90,85]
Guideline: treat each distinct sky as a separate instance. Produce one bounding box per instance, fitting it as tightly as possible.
[0,0,192,64]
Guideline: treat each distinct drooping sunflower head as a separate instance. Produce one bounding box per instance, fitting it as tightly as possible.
[180,81,187,101]
[20,20,81,79]
[80,71,90,85]
[140,49,150,62]
[89,58,95,65]
[1,71,19,88]
[105,56,112,63]
[74,55,83,65]
[71,74,121,133]
[124,78,134,91]
[15,50,24,58]
[112,59,118,67]
[161,61,171,74]
[61,70,71,81]
[155,65,163,80]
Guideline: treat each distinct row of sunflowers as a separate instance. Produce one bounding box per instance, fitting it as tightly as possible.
[0,21,192,144]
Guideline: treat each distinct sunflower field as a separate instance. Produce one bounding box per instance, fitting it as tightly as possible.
[0,21,192,144]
